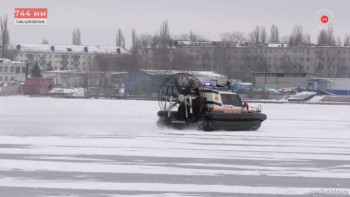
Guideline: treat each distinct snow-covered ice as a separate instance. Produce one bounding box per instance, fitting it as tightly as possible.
[0,96,350,197]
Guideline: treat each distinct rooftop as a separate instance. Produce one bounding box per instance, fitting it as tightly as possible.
[12,43,130,55]
[0,58,24,64]
[43,70,128,75]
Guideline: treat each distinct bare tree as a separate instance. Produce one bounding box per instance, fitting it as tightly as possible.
[317,27,336,46]
[172,34,190,40]
[269,24,279,43]
[221,32,245,43]
[189,31,206,41]
[189,31,196,41]
[72,28,81,45]
[0,14,10,58]
[260,26,267,44]
[317,30,328,45]
[138,34,153,48]
[304,32,311,44]
[137,34,153,68]
[327,26,336,45]
[173,31,206,41]
[250,26,260,44]
[280,35,290,43]
[344,34,350,46]
[116,28,125,48]
[131,29,138,54]
[42,39,49,44]
[159,20,170,48]
[151,33,160,44]
[146,21,172,69]
[129,28,140,70]
[289,25,304,46]
[249,26,266,45]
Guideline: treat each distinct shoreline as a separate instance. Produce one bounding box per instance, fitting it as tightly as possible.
[1,94,350,106]
[244,100,350,105]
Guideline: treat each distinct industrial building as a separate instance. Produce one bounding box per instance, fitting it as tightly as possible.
[253,72,315,89]
[308,78,350,95]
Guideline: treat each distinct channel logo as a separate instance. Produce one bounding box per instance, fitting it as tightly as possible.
[14,8,48,26]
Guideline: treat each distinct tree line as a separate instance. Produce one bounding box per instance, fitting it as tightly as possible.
[64,21,350,79]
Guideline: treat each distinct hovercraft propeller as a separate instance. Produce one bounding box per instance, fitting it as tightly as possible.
[158,73,204,120]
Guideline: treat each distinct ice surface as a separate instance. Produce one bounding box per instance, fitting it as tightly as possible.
[0,96,350,197]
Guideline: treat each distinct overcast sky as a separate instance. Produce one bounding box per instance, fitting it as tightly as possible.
[0,0,349,48]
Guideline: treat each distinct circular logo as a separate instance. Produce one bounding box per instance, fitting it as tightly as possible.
[315,9,335,30]
[321,15,328,23]
[214,95,219,101]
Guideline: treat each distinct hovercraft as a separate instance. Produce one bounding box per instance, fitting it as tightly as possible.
[157,73,267,131]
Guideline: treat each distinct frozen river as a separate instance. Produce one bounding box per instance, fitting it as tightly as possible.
[0,96,350,197]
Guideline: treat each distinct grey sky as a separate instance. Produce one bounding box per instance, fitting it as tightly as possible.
[0,0,349,48]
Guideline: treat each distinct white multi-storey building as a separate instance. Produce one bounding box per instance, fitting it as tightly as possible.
[12,43,129,71]
[0,58,26,83]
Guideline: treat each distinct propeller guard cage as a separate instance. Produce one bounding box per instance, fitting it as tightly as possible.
[158,73,204,117]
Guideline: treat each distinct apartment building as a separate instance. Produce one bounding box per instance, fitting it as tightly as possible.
[0,58,26,83]
[11,43,129,71]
